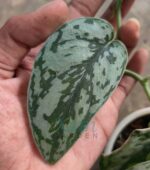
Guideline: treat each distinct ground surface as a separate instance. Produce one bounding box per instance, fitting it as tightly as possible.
[0,0,150,170]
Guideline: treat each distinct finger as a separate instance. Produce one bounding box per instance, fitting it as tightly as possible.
[20,7,140,74]
[69,0,105,19]
[0,71,30,95]
[19,44,44,72]
[0,0,68,79]
[17,18,141,88]
[15,45,42,79]
[118,18,140,53]
[20,15,140,76]
[76,50,149,168]
[112,48,149,110]
[102,0,135,26]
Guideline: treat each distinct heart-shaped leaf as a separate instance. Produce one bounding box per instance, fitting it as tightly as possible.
[28,17,128,163]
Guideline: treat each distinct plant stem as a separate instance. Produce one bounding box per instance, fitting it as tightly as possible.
[116,0,123,32]
[115,0,150,102]
[125,69,150,101]
[143,79,150,101]
[125,69,143,82]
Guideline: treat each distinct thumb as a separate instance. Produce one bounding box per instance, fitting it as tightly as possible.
[0,0,68,79]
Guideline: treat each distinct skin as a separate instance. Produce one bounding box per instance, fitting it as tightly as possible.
[0,0,149,169]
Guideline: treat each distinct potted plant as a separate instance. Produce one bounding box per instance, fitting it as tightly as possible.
[99,0,150,168]
[100,107,150,170]
[99,0,150,166]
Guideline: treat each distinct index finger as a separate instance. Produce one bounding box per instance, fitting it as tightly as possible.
[69,0,105,18]
[69,0,135,24]
[102,0,135,26]
[0,0,68,79]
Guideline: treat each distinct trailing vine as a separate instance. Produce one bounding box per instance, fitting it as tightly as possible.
[116,0,150,101]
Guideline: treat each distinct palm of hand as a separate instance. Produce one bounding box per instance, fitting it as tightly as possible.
[0,45,119,170]
[0,0,146,170]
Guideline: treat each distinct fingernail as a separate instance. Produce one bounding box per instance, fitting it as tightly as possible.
[126,18,140,30]
[138,48,149,57]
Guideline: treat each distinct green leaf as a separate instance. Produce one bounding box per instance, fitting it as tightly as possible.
[28,17,128,163]
[126,161,150,170]
[100,128,150,170]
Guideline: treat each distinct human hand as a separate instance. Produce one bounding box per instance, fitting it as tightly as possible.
[0,0,148,170]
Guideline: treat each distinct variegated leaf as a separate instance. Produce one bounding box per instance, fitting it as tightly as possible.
[100,128,150,170]
[28,17,128,163]
[126,161,150,170]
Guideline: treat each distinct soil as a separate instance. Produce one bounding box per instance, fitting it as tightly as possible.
[113,115,150,150]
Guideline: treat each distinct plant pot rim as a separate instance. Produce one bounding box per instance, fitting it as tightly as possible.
[104,107,150,155]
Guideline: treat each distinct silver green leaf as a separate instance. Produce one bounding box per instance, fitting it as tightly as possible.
[126,161,150,170]
[28,17,128,163]
[100,128,150,170]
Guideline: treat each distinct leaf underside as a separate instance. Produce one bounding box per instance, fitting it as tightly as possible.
[28,17,128,163]
[100,128,150,170]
